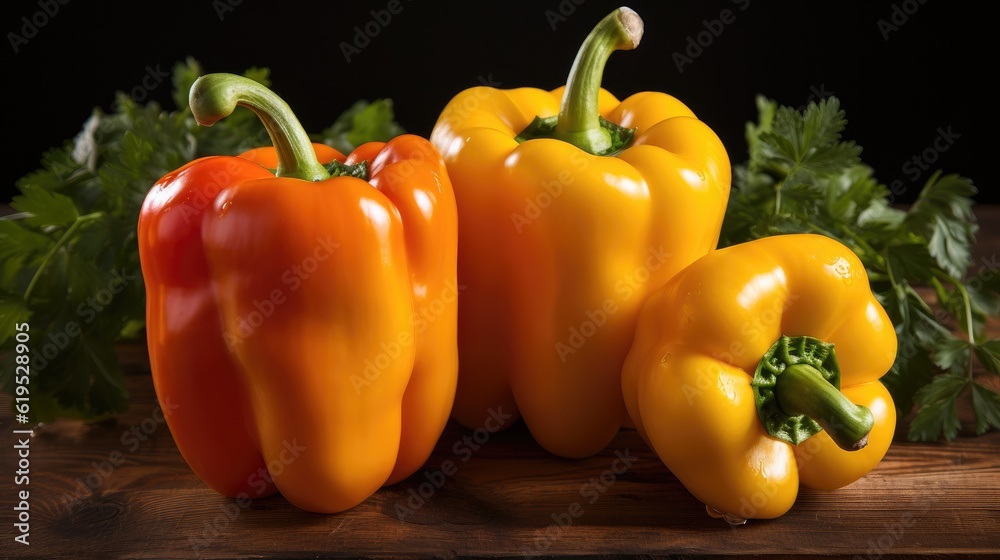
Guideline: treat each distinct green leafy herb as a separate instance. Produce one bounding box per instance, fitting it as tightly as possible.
[314,99,406,155]
[0,57,404,422]
[723,95,998,442]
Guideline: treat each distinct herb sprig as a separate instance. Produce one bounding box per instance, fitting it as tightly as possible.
[723,95,1000,442]
[0,58,404,422]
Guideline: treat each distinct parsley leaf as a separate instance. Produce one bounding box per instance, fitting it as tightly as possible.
[932,335,971,373]
[970,382,1000,435]
[904,172,978,279]
[756,97,861,179]
[907,373,967,442]
[974,340,1000,375]
[0,290,30,346]
[315,99,406,154]
[10,186,79,228]
[886,242,935,285]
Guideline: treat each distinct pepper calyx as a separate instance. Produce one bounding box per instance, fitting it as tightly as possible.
[751,335,874,451]
[325,160,369,181]
[514,115,635,156]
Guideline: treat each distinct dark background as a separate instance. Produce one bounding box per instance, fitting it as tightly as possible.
[1,0,989,204]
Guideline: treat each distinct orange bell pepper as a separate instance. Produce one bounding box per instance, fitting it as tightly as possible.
[138,74,457,513]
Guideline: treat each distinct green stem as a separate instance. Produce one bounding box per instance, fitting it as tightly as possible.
[804,222,840,240]
[775,364,875,451]
[837,228,885,270]
[189,73,329,181]
[552,7,643,154]
[945,281,976,343]
[23,212,103,303]
[932,269,978,380]
[960,284,976,380]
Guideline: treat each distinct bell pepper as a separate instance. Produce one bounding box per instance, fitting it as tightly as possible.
[138,74,458,513]
[429,7,730,458]
[621,234,898,522]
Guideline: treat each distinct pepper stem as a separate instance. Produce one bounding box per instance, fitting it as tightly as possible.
[775,364,875,451]
[189,73,330,181]
[751,336,875,451]
[552,7,643,154]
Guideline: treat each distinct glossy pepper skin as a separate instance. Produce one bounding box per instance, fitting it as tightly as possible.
[429,8,730,458]
[138,74,457,513]
[621,234,898,521]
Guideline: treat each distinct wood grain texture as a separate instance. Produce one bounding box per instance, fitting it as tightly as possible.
[1,208,1000,559]
[2,364,998,560]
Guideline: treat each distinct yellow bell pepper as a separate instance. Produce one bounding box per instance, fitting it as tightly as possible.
[430,7,730,458]
[622,234,897,521]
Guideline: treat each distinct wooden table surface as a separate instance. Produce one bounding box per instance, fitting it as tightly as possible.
[2,208,1000,559]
